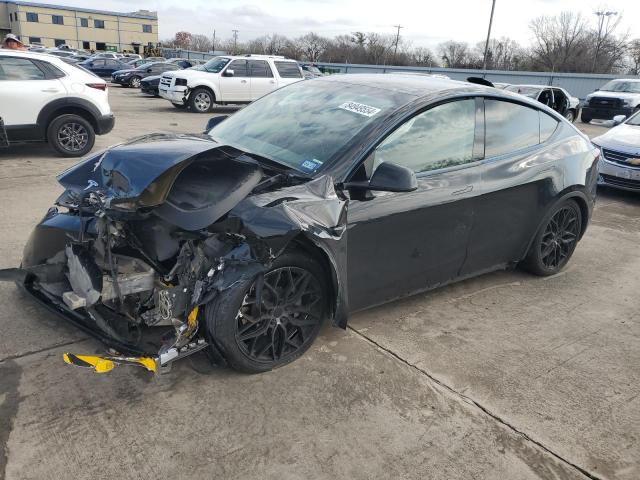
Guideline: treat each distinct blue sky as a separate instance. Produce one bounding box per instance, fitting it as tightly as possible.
[29,0,640,49]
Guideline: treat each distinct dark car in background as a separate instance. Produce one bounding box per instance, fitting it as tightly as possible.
[79,58,130,77]
[300,63,323,79]
[1,74,599,375]
[140,75,162,95]
[125,58,152,69]
[111,61,191,88]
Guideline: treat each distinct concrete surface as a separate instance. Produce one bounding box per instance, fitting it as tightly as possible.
[0,86,637,480]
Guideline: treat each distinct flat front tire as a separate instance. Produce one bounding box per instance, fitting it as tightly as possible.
[189,88,214,113]
[205,251,328,373]
[522,199,582,276]
[47,114,95,157]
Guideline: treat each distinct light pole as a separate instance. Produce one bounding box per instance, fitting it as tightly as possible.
[482,0,497,71]
[592,10,617,73]
[393,24,403,63]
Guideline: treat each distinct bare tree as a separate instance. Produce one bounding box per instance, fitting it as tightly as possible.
[190,34,212,52]
[412,47,438,67]
[476,37,524,70]
[438,41,471,68]
[298,32,328,62]
[529,12,589,72]
[627,39,640,75]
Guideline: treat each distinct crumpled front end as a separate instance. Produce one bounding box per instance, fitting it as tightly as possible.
[8,136,348,374]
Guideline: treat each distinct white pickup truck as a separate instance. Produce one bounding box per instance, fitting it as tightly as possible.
[159,54,304,112]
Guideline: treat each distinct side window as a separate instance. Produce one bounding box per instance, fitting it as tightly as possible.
[485,100,540,157]
[248,60,273,78]
[93,59,106,67]
[274,61,302,78]
[227,60,248,77]
[373,99,477,174]
[0,57,45,81]
[540,112,559,142]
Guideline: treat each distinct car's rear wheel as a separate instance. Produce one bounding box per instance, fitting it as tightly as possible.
[580,112,592,123]
[189,88,214,113]
[129,76,141,88]
[47,114,95,157]
[564,109,575,122]
[205,251,327,373]
[522,199,582,276]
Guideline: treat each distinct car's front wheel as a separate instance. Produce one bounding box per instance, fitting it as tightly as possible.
[47,114,95,157]
[205,251,328,373]
[564,109,575,122]
[522,199,582,276]
[129,76,141,88]
[189,88,214,113]
[580,112,592,124]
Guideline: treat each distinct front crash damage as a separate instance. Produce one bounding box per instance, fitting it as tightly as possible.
[3,134,348,374]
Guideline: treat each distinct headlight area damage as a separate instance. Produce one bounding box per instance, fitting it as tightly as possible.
[2,134,347,374]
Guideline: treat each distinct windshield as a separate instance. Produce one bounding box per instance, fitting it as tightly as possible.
[505,85,541,99]
[627,111,640,126]
[600,80,640,93]
[202,57,230,73]
[209,79,413,174]
[303,65,322,74]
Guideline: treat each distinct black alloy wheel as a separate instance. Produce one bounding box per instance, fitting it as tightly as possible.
[235,266,324,364]
[47,114,95,157]
[523,199,582,276]
[205,251,327,372]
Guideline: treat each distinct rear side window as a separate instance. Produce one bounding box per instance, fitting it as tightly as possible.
[248,60,273,78]
[0,57,45,80]
[485,100,540,157]
[274,61,302,78]
[540,112,559,142]
[227,60,248,77]
[374,99,477,174]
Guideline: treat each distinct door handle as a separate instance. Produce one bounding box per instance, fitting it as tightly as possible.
[240,79,247,83]
[452,185,473,195]
[270,80,275,84]
[41,88,60,93]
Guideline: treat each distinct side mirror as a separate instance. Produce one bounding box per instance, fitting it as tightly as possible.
[612,115,626,126]
[344,162,418,193]
[204,115,229,132]
[223,69,235,77]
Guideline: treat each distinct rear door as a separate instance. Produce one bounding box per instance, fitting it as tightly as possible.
[347,98,483,311]
[0,56,66,138]
[248,60,275,100]
[219,60,251,102]
[461,98,562,275]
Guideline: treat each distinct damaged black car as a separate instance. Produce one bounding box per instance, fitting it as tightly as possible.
[1,74,600,374]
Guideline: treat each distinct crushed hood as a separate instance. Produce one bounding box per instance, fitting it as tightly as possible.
[57,134,264,230]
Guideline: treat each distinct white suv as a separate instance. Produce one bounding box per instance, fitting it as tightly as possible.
[159,55,304,112]
[0,50,114,157]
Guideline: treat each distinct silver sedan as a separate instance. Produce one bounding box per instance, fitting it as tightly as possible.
[593,112,640,192]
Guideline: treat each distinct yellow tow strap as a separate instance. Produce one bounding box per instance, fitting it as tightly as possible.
[63,353,157,373]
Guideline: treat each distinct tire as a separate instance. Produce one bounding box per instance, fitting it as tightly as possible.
[580,112,592,124]
[189,87,214,113]
[564,109,575,122]
[205,251,328,373]
[46,114,95,158]
[522,199,582,276]
[172,102,187,109]
[129,76,141,88]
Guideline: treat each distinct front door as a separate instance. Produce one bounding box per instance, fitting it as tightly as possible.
[346,98,482,311]
[219,59,251,102]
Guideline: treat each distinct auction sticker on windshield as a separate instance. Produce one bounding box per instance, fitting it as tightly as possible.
[339,101,381,117]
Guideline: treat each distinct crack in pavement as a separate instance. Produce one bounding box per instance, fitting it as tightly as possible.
[0,338,87,365]
[348,326,603,480]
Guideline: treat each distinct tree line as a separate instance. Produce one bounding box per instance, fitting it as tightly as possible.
[162,12,640,75]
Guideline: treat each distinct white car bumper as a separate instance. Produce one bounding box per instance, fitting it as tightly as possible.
[598,158,640,191]
[159,87,188,104]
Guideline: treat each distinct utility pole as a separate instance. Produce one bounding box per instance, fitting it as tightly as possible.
[232,29,239,54]
[393,25,403,63]
[592,10,617,73]
[212,29,216,53]
[482,0,496,70]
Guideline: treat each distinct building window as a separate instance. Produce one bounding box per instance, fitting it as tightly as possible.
[80,18,88,28]
[94,19,105,29]
[54,39,65,47]
[142,24,152,33]
[29,36,41,44]
[82,41,90,50]
[96,42,106,51]
[26,12,38,22]
[52,15,64,25]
